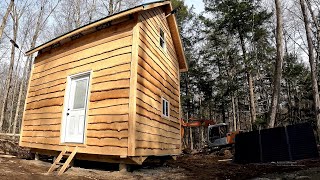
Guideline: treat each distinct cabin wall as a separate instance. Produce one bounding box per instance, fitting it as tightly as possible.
[19,19,135,156]
[134,8,181,156]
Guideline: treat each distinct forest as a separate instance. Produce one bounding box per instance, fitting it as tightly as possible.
[0,0,319,151]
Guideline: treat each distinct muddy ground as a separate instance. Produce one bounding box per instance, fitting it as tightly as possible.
[1,153,320,180]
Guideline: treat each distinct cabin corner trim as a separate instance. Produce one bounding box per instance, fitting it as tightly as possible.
[128,14,140,156]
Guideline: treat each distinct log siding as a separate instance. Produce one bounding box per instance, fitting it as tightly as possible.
[135,8,181,156]
[20,19,135,156]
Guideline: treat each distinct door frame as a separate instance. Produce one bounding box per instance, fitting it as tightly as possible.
[60,70,92,144]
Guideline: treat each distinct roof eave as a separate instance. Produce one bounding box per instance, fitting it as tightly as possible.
[164,3,188,72]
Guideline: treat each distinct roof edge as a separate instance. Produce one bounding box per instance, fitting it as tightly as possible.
[164,3,188,71]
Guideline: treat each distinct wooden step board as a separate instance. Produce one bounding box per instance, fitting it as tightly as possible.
[47,146,78,175]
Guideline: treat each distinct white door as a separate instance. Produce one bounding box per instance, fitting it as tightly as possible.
[64,74,90,143]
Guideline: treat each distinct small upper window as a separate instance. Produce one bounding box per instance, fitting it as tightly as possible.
[160,28,166,49]
[162,97,169,118]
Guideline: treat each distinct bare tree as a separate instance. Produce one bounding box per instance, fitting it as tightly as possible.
[300,0,320,137]
[305,0,320,69]
[269,0,284,128]
[0,3,19,131]
[0,0,14,42]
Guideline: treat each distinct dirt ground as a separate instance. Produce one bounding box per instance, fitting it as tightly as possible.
[1,154,320,180]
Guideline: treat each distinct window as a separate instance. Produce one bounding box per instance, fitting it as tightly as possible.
[162,97,169,118]
[160,28,166,49]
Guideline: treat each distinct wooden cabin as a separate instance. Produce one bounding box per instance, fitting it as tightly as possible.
[19,1,187,168]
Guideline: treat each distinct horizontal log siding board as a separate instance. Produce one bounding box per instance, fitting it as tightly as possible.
[91,71,130,84]
[86,138,128,147]
[25,106,62,114]
[88,104,129,115]
[23,113,61,120]
[94,63,130,77]
[90,89,130,102]
[90,79,130,92]
[87,122,128,131]
[26,97,64,110]
[135,148,180,156]
[139,13,178,68]
[86,130,128,139]
[136,141,179,149]
[89,98,129,109]
[22,131,60,137]
[22,137,60,144]
[23,124,60,131]
[34,20,135,67]
[136,131,179,145]
[20,142,127,156]
[88,114,128,124]
[23,118,61,126]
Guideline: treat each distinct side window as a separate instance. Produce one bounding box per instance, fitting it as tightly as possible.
[160,28,166,49]
[162,97,169,118]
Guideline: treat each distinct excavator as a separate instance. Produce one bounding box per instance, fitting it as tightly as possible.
[180,118,240,148]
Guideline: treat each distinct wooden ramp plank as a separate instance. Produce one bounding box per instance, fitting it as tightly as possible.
[58,146,78,175]
[47,149,66,173]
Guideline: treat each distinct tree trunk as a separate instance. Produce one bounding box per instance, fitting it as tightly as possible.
[8,68,20,132]
[269,0,284,128]
[109,0,114,15]
[239,32,256,129]
[189,120,193,150]
[236,96,240,130]
[305,0,320,70]
[0,13,18,131]
[300,0,320,138]
[12,1,47,134]
[232,95,237,131]
[0,0,14,41]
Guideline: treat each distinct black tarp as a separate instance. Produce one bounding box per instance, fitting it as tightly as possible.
[234,123,318,163]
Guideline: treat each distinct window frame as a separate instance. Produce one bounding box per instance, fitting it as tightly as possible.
[162,97,170,118]
[159,28,166,50]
